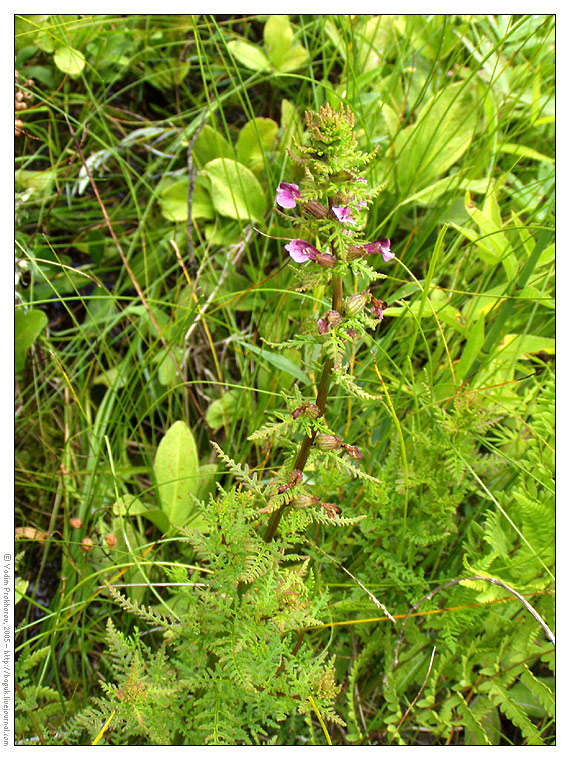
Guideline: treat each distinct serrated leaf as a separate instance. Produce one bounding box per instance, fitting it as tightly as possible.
[201,158,266,222]
[227,40,271,72]
[15,309,48,373]
[154,421,202,528]
[53,46,85,77]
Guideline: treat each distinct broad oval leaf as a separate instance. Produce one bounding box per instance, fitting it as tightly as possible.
[278,44,309,73]
[202,158,266,222]
[192,124,233,167]
[264,15,293,67]
[158,177,214,222]
[227,40,270,72]
[236,117,278,171]
[53,46,85,77]
[206,389,243,431]
[154,420,201,527]
[15,309,48,373]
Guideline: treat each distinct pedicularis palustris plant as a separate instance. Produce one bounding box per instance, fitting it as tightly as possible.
[255,104,395,542]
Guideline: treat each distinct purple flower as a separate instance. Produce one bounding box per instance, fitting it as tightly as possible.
[332,206,354,224]
[284,239,319,263]
[363,238,395,262]
[276,182,301,209]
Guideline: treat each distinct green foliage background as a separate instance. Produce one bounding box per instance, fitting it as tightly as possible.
[15,14,554,746]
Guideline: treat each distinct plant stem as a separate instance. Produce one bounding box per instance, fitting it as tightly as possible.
[264,271,343,542]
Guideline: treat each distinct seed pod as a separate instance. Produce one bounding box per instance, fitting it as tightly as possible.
[344,293,369,317]
[69,517,83,529]
[315,433,342,451]
[81,537,94,552]
[346,244,368,261]
[105,533,117,548]
[315,252,337,269]
[290,493,315,509]
[303,200,329,219]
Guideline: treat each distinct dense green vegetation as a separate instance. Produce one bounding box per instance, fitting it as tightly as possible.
[15,14,554,745]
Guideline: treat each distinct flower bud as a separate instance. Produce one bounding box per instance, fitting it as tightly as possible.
[105,533,117,548]
[69,517,83,530]
[315,433,342,451]
[81,537,94,552]
[344,293,369,317]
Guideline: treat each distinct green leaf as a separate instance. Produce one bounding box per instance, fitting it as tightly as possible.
[239,341,311,384]
[206,389,243,431]
[154,421,202,528]
[226,40,271,72]
[280,99,303,145]
[195,463,218,503]
[15,14,51,49]
[192,124,234,167]
[499,143,554,163]
[157,179,188,222]
[456,313,486,381]
[158,176,215,222]
[53,46,85,77]
[236,117,278,172]
[15,578,30,605]
[15,309,48,373]
[16,168,56,198]
[278,44,309,73]
[139,509,170,534]
[393,82,477,194]
[201,158,266,222]
[264,16,293,66]
[498,334,555,364]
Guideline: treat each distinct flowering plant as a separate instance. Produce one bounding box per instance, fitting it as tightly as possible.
[254,105,396,541]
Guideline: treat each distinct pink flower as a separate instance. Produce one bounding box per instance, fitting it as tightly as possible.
[285,240,337,268]
[363,238,394,262]
[331,206,354,224]
[284,239,319,263]
[276,182,301,209]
